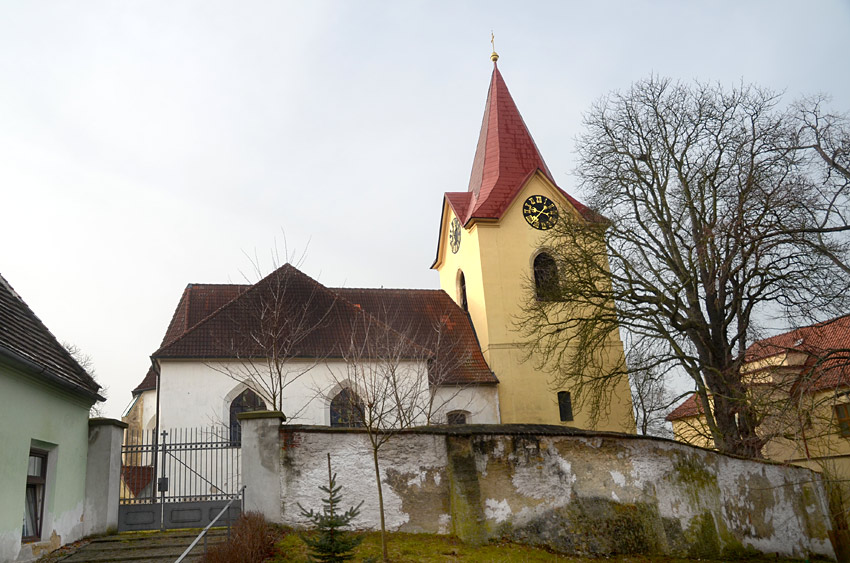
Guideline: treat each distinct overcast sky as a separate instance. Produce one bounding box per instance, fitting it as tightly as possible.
[2,1,849,418]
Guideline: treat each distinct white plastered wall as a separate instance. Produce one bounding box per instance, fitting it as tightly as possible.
[158,358,436,429]
[430,385,500,424]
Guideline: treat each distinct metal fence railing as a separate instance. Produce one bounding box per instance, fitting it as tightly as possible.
[120,427,242,505]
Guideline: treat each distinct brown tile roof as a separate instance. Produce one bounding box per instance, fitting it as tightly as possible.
[135,266,496,391]
[0,273,102,400]
[666,314,850,421]
[748,314,850,393]
[132,366,157,395]
[666,394,702,421]
[335,288,496,385]
[133,284,247,395]
[161,284,247,347]
[152,264,426,362]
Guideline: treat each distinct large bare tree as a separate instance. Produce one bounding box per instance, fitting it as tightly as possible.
[519,77,850,458]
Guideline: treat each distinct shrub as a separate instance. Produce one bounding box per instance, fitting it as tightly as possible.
[203,511,276,563]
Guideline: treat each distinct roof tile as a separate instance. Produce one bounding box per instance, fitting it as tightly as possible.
[136,267,496,391]
[0,273,101,399]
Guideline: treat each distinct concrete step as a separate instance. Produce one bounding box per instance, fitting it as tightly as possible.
[59,528,230,562]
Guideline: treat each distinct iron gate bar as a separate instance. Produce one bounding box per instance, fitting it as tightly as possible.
[120,426,241,505]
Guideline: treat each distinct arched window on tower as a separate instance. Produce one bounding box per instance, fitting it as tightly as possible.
[229,388,265,445]
[330,388,365,428]
[458,270,468,311]
[533,252,560,301]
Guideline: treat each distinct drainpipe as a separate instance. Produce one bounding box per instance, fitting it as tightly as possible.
[151,357,162,505]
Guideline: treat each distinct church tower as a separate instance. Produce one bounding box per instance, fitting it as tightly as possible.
[431,54,634,430]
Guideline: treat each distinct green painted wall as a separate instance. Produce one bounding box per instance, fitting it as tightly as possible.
[0,361,93,561]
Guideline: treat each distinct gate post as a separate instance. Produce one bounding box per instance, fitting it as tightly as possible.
[238,411,285,522]
[84,418,127,536]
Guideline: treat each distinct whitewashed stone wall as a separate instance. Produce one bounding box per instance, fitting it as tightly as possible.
[240,417,837,560]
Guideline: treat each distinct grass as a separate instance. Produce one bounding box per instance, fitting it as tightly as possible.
[267,530,810,562]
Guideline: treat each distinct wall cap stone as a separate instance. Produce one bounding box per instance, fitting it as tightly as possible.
[88,417,129,429]
[238,410,286,421]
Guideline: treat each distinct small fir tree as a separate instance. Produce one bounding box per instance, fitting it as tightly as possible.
[298,453,364,562]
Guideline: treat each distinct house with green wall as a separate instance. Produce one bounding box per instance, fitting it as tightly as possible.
[0,273,104,562]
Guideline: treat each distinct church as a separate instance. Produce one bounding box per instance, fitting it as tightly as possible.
[124,54,636,438]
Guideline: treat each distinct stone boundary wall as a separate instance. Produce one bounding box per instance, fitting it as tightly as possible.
[239,413,836,560]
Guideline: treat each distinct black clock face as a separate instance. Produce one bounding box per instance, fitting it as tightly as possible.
[522,195,559,230]
[449,218,461,254]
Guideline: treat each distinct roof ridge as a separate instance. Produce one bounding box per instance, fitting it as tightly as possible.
[188,282,250,288]
[749,313,850,350]
[154,264,430,360]
[334,287,443,293]
[154,264,302,356]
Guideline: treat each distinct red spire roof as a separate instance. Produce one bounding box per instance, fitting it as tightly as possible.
[466,64,556,216]
[445,63,597,227]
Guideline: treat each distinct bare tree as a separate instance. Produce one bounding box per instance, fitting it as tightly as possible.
[64,341,107,416]
[207,262,337,421]
[519,77,850,458]
[787,97,850,275]
[325,301,478,562]
[329,310,429,562]
[626,344,678,438]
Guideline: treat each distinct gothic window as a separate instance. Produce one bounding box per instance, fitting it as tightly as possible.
[534,252,560,301]
[558,391,573,422]
[229,389,265,445]
[447,410,469,425]
[23,449,47,542]
[458,271,468,311]
[330,388,365,428]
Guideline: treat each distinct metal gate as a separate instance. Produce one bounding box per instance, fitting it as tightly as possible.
[119,427,243,531]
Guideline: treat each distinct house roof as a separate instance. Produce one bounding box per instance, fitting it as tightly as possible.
[136,266,496,393]
[133,283,247,394]
[335,288,496,385]
[153,264,424,361]
[748,314,850,393]
[448,63,597,227]
[0,273,102,401]
[666,394,702,421]
[666,314,850,421]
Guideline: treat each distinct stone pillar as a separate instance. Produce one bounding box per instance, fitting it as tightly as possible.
[239,411,285,522]
[84,418,127,536]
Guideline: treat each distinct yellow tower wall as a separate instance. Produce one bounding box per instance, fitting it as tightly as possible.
[434,172,634,431]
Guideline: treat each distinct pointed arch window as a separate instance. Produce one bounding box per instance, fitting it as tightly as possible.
[330,388,365,428]
[458,271,468,312]
[534,252,560,301]
[229,388,265,444]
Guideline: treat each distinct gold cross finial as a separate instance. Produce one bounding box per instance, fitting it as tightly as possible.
[490,31,499,63]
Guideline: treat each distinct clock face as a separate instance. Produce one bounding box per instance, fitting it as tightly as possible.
[449,218,461,254]
[522,195,559,230]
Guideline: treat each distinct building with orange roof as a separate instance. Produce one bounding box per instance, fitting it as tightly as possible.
[667,314,850,503]
[125,55,636,442]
